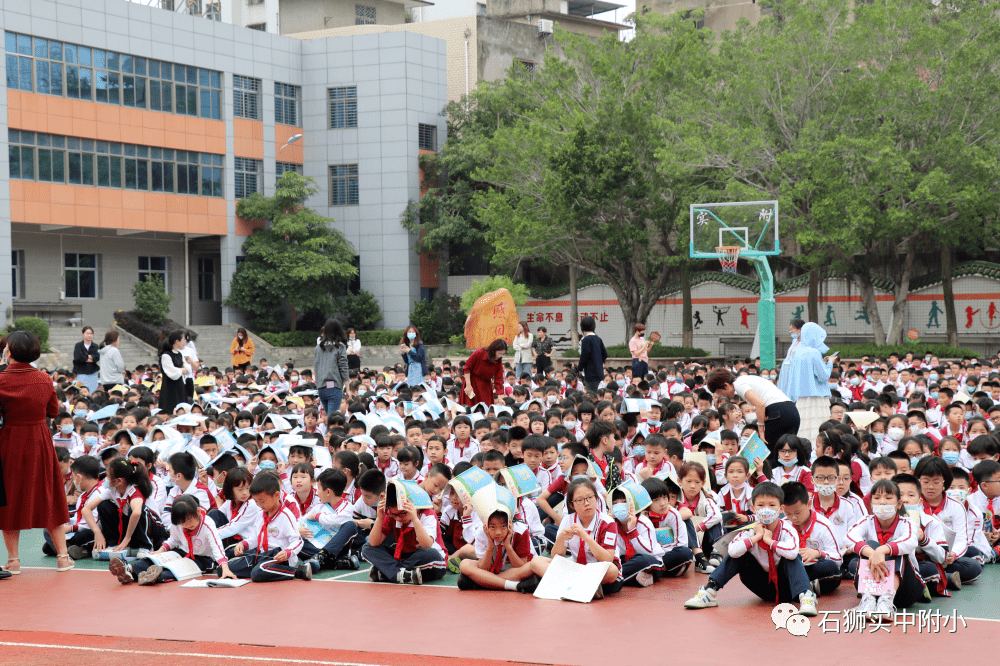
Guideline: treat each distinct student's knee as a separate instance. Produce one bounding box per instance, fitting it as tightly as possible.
[250,567,270,583]
[458,558,478,576]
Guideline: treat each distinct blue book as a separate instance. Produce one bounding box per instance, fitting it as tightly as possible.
[449,466,496,503]
[387,479,433,510]
[738,432,770,472]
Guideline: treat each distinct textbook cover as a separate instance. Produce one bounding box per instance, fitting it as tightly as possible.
[448,466,496,504]
[470,484,517,525]
[143,550,203,582]
[737,432,770,472]
[615,481,652,513]
[533,555,611,604]
[386,478,433,511]
[654,527,675,547]
[500,464,542,499]
[712,523,758,558]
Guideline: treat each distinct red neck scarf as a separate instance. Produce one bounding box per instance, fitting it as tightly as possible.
[575,513,594,565]
[922,497,946,516]
[257,507,278,551]
[74,484,100,530]
[390,513,420,559]
[793,510,817,547]
[296,488,315,516]
[875,515,900,545]
[812,492,840,518]
[183,509,207,559]
[230,500,244,519]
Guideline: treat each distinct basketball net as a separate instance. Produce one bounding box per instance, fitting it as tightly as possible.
[716,246,741,274]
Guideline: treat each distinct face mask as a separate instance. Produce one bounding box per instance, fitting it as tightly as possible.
[938,451,961,468]
[290,376,298,382]
[349,335,356,340]
[872,504,898,520]
[849,377,860,386]
[865,375,872,382]
[904,503,921,513]
[84,435,98,446]
[873,432,884,443]
[947,489,968,503]
[563,421,576,430]
[612,503,630,522]
[755,507,780,524]
[911,426,925,435]
[929,373,938,382]
[780,457,797,467]
[790,333,799,340]
[967,385,976,395]
[910,456,922,469]
[828,382,838,388]
[546,396,557,404]
[61,424,74,435]
[407,332,416,340]
[571,474,589,482]
[816,483,837,497]
[706,454,717,467]
[930,391,939,400]
[632,444,646,459]
[769,375,777,381]
[887,427,905,441]
[646,419,660,428]
[74,409,87,419]
[258,460,276,471]
[666,376,675,382]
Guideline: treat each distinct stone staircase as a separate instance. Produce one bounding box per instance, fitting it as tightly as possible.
[184,325,275,370]
[44,323,157,372]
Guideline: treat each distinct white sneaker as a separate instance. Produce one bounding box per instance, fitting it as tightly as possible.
[854,593,877,616]
[708,556,721,567]
[136,549,152,560]
[684,586,718,609]
[872,594,896,619]
[636,571,654,587]
[798,590,818,617]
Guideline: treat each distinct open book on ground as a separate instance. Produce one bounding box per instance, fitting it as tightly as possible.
[180,578,250,588]
[142,550,204,582]
[533,555,611,604]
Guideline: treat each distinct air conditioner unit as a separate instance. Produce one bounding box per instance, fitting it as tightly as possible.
[538,18,553,35]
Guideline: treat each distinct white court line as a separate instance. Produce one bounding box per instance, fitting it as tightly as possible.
[0,642,390,665]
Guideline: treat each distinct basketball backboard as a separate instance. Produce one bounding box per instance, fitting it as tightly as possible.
[689,201,780,259]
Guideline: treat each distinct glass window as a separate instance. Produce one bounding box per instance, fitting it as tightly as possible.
[234,157,262,198]
[65,253,98,299]
[233,75,261,120]
[329,164,359,206]
[138,256,167,289]
[275,82,301,126]
[328,87,358,129]
[198,257,215,301]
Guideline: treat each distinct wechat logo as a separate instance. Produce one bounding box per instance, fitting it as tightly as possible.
[771,603,811,637]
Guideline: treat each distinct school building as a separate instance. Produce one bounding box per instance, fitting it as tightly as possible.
[0,0,448,329]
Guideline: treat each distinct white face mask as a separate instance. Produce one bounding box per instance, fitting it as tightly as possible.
[815,484,837,497]
[872,504,898,520]
[887,427,905,441]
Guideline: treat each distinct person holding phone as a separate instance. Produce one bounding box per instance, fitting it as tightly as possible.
[775,322,835,442]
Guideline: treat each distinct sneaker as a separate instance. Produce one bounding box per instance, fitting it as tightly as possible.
[67,545,88,561]
[137,565,162,586]
[516,574,540,594]
[921,585,933,603]
[396,568,423,585]
[684,586,719,609]
[135,549,152,560]
[707,556,721,567]
[109,558,134,585]
[368,566,384,582]
[335,554,360,571]
[592,585,605,600]
[810,579,822,598]
[947,572,962,591]
[636,571,655,587]
[854,593,877,616]
[695,560,715,574]
[798,590,818,617]
[308,558,321,574]
[42,542,57,557]
[295,561,313,581]
[447,556,461,574]
[872,594,896,619]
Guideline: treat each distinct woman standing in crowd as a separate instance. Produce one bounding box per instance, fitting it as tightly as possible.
[400,325,427,387]
[230,328,254,373]
[98,330,125,392]
[181,330,201,401]
[707,367,800,453]
[532,326,553,375]
[512,321,533,380]
[460,339,508,406]
[629,323,653,380]
[73,326,99,392]
[0,331,73,577]
[777,321,834,441]
[315,318,350,415]
[158,330,191,415]
[346,327,362,372]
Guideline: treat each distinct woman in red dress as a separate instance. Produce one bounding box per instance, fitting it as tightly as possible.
[459,339,508,406]
[0,331,73,575]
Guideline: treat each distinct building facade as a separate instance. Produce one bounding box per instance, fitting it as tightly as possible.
[1,0,447,330]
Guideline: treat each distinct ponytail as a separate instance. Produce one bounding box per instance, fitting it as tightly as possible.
[107,458,153,500]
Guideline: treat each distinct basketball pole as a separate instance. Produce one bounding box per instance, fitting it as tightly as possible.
[749,255,776,370]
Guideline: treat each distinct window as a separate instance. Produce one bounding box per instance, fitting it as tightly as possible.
[138,256,167,290]
[517,60,536,78]
[235,157,262,198]
[355,4,376,25]
[8,129,223,196]
[329,164,359,206]
[418,124,437,151]
[328,86,357,129]
[65,253,98,299]
[274,82,301,126]
[247,23,266,31]
[233,75,261,120]
[477,3,487,15]
[198,257,215,301]
[4,32,220,119]
[275,161,302,184]
[11,250,20,299]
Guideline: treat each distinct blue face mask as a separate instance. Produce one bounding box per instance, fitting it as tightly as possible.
[612,503,630,522]
[571,474,589,482]
[790,333,799,340]
[780,458,797,467]
[84,435,98,446]
[929,373,939,382]
[74,409,87,419]
[632,445,646,459]
[61,424,74,435]
[930,391,939,400]
[910,456,922,469]
[258,460,277,471]
[407,332,417,340]
[942,451,960,466]
[647,420,660,428]
[706,454,717,467]
[873,432,885,443]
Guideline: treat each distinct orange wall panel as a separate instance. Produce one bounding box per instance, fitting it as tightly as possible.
[235,214,264,237]
[233,118,264,160]
[275,125,304,164]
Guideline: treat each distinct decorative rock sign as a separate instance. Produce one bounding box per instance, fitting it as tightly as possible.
[464,288,519,349]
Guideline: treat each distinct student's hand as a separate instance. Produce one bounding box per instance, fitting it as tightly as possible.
[678,507,693,521]
[432,495,443,514]
[502,530,515,551]
[735,513,749,523]
[752,522,764,540]
[917,526,924,542]
[869,549,888,581]
[988,530,1000,545]
[376,493,387,517]
[944,552,957,566]
[113,542,128,552]
[276,462,287,474]
[272,550,288,563]
[219,564,237,580]
[197,468,209,485]
[557,526,575,543]
[637,466,653,480]
[761,528,774,546]
[299,524,313,538]
[753,457,764,472]
[401,497,418,520]
[93,534,107,552]
[461,500,473,519]
[798,548,821,562]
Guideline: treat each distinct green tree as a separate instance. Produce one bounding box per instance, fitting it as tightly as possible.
[332,289,383,331]
[225,172,358,332]
[410,293,465,344]
[475,18,710,338]
[132,275,174,326]
[459,275,530,314]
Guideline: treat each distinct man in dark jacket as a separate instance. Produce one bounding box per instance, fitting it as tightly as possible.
[576,316,607,394]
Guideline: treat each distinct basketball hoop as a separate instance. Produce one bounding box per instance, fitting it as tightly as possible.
[716,246,742,274]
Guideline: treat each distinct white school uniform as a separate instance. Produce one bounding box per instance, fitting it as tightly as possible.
[793,512,843,565]
[374,457,401,480]
[921,497,970,558]
[164,511,227,564]
[70,483,103,533]
[533,466,552,490]
[623,513,665,559]
[164,480,215,515]
[716,483,753,516]
[966,489,1000,561]
[446,437,481,465]
[243,506,305,565]
[472,521,535,572]
[914,513,948,564]
[55,432,85,459]
[517,496,544,539]
[812,494,864,548]
[677,490,722,532]
[648,506,688,550]
[302,498,353,548]
[845,514,919,571]
[146,475,168,519]
[556,512,622,575]
[727,518,799,570]
[215,499,263,540]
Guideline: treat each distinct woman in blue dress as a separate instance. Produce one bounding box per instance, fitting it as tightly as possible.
[777,321,834,442]
[399,325,428,387]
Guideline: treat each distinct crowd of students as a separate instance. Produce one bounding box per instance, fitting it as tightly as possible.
[29,342,1000,617]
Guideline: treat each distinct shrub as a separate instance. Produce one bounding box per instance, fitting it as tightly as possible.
[449,333,465,346]
[827,343,980,359]
[132,275,174,326]
[460,276,530,314]
[357,330,407,346]
[257,329,407,348]
[333,290,383,331]
[409,294,465,344]
[114,310,179,349]
[12,317,49,347]
[561,345,711,358]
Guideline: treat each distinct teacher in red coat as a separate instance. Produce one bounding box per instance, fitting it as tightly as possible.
[459,339,508,406]
[0,331,73,576]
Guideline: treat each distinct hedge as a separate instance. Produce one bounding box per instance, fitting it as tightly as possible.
[258,330,407,348]
[12,317,49,347]
[825,343,981,359]
[561,345,710,358]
